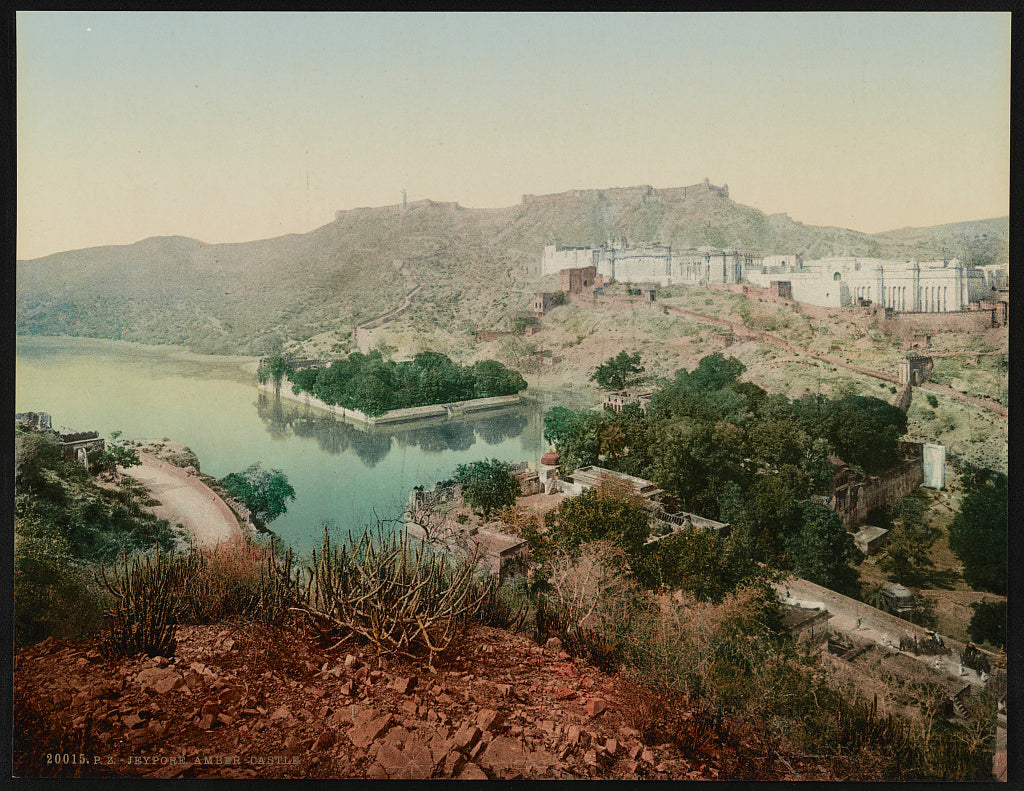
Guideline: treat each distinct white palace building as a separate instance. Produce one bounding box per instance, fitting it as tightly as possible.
[745,256,990,312]
[541,239,994,313]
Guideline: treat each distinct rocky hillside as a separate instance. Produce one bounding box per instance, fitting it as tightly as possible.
[14,618,856,781]
[16,187,1008,354]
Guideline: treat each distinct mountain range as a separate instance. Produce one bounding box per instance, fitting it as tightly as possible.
[17,185,1008,355]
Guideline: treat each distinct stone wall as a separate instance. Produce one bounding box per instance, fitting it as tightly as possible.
[258,381,521,426]
[827,446,924,528]
[879,309,996,336]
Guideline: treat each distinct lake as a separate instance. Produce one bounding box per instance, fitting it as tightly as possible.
[15,336,588,557]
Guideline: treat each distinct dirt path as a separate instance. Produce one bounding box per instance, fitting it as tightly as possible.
[124,453,242,548]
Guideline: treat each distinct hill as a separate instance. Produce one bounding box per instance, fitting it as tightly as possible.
[16,186,1008,354]
[15,620,850,781]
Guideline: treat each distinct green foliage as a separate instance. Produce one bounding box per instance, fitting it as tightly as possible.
[14,538,111,644]
[783,501,863,596]
[258,355,292,391]
[879,493,940,586]
[220,463,296,525]
[544,488,651,557]
[948,466,1007,594]
[634,527,767,602]
[677,352,746,392]
[590,350,644,390]
[99,546,178,659]
[968,600,1006,648]
[542,406,603,473]
[826,395,908,473]
[88,442,142,479]
[454,459,520,519]
[288,350,525,417]
[15,430,179,565]
[926,393,939,408]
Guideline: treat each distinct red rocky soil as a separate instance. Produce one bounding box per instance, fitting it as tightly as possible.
[14,619,846,780]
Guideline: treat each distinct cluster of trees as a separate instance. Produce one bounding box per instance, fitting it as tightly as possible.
[542,353,913,594]
[286,350,527,417]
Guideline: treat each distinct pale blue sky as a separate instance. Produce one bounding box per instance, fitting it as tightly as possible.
[17,12,1010,259]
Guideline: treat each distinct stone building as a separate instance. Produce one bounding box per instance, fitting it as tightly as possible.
[58,431,105,465]
[533,291,556,314]
[559,266,597,295]
[898,355,934,386]
[747,257,988,312]
[603,391,652,413]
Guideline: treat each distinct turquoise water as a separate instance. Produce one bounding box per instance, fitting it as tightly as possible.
[15,336,550,556]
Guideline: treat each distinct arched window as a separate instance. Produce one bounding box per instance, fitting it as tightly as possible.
[833,272,842,281]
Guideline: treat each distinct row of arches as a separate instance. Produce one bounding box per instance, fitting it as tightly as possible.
[855,283,953,312]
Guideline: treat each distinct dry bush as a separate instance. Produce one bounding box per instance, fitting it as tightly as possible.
[170,538,299,624]
[595,475,646,509]
[624,681,724,757]
[299,526,492,664]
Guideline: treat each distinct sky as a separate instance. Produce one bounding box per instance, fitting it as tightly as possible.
[17,12,1011,260]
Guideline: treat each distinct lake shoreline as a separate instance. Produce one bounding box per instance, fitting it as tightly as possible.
[258,380,525,426]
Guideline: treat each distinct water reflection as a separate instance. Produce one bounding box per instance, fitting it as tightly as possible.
[256,392,533,467]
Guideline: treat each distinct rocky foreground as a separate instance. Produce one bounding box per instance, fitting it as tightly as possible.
[15,619,848,781]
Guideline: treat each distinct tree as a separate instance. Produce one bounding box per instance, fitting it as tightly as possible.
[784,501,863,596]
[543,407,603,474]
[544,487,650,557]
[87,443,141,482]
[967,600,1005,648]
[949,467,1007,594]
[828,396,907,474]
[471,359,527,398]
[591,351,644,391]
[634,527,764,602]
[684,352,746,393]
[220,463,296,525]
[258,355,291,394]
[454,459,520,520]
[879,493,940,586]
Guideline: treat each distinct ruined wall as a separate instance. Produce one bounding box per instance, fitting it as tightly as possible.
[828,448,924,528]
[893,382,914,413]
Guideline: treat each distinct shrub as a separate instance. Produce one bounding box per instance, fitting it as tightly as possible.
[926,393,939,408]
[98,546,178,659]
[14,550,111,645]
[471,577,530,632]
[301,526,491,663]
[170,539,300,624]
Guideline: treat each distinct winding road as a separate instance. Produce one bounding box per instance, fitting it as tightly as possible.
[124,453,242,548]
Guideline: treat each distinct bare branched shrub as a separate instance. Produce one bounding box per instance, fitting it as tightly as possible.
[298,526,492,664]
[98,546,177,658]
[533,541,645,671]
